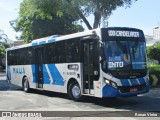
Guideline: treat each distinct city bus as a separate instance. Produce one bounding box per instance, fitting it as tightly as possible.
[6,27,149,101]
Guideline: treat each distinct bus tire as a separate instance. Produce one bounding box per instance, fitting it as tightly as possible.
[68,81,83,101]
[23,77,30,93]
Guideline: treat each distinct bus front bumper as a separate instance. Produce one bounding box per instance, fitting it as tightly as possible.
[102,84,149,97]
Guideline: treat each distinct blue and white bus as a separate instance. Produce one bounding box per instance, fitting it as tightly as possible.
[6,27,149,101]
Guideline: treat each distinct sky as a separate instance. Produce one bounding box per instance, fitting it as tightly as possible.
[108,0,160,36]
[0,0,22,41]
[0,0,160,41]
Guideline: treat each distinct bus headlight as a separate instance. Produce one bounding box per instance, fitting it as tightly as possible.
[104,78,117,88]
[104,79,110,84]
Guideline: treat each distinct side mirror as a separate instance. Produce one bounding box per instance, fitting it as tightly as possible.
[99,47,104,57]
[99,47,106,63]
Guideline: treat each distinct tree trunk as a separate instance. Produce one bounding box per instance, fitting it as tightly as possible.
[93,10,101,29]
[66,0,92,30]
[76,9,93,30]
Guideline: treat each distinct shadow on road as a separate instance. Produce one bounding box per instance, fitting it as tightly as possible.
[1,79,160,112]
[0,80,21,91]
[29,88,160,112]
[92,96,160,111]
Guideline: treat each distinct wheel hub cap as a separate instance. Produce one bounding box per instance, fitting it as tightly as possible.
[72,85,80,98]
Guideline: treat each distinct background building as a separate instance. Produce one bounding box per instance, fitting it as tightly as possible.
[153,26,160,40]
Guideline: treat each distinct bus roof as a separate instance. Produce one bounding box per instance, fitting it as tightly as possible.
[7,28,100,51]
[7,27,143,51]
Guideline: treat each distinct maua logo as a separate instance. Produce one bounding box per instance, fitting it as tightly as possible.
[13,67,25,74]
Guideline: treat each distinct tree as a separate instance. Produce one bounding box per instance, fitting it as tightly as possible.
[1,42,10,49]
[11,0,137,42]
[147,42,160,64]
[11,0,84,43]
[33,0,137,29]
[66,0,138,29]
[0,30,8,43]
[0,29,11,68]
[0,29,8,63]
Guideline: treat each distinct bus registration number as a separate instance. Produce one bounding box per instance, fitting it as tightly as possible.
[130,88,138,92]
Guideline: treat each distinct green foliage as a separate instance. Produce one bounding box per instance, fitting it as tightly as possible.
[11,0,137,42]
[2,42,10,49]
[148,64,160,74]
[0,47,5,58]
[32,0,137,29]
[0,30,10,64]
[65,0,138,29]
[148,64,160,86]
[10,0,84,43]
[0,29,9,43]
[147,42,160,63]
[0,43,9,67]
[0,42,10,58]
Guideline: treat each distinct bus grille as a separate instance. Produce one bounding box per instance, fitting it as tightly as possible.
[118,84,146,93]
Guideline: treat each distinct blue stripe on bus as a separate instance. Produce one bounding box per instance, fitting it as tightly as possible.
[120,79,130,86]
[129,79,139,86]
[32,42,38,46]
[43,64,51,84]
[48,64,64,86]
[102,84,149,97]
[39,41,46,45]
[7,66,11,80]
[48,39,56,43]
[138,78,146,84]
[120,78,146,87]
[31,65,36,83]
[31,64,64,86]
[103,85,119,97]
[42,64,64,86]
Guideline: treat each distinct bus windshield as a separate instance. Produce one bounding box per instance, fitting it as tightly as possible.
[103,41,147,71]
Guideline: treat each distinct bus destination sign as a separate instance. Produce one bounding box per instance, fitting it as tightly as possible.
[108,30,140,38]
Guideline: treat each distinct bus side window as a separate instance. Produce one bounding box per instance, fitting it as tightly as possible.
[55,41,66,63]
[23,49,28,65]
[93,40,100,80]
[66,39,80,63]
[10,51,14,65]
[28,49,33,64]
[7,51,11,65]
[45,43,55,64]
[12,50,17,65]
[19,49,23,65]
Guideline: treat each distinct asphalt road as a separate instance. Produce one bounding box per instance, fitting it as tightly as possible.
[0,74,160,120]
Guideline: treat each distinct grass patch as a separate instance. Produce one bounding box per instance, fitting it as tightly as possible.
[148,64,160,86]
[148,64,160,74]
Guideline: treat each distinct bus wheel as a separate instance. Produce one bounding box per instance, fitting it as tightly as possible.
[23,77,30,93]
[68,81,83,101]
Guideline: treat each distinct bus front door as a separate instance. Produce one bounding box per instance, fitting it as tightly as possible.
[82,40,94,95]
[35,47,44,88]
